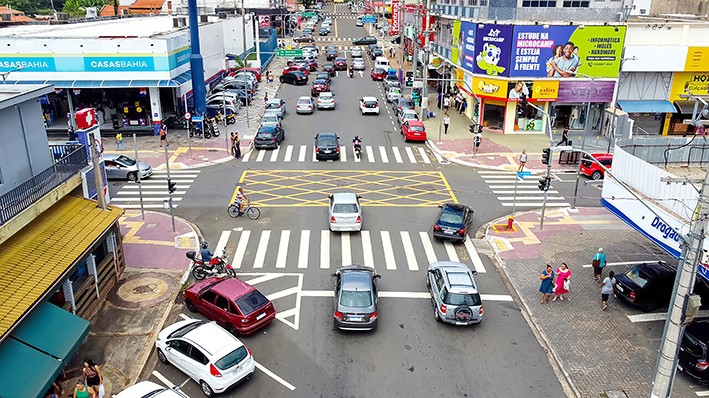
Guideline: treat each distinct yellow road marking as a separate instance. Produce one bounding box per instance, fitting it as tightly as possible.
[438,171,458,204]
[168,146,188,165]
[230,170,249,204]
[121,221,176,246]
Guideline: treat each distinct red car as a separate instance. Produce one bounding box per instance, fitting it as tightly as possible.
[311,79,331,96]
[183,277,276,335]
[283,65,310,77]
[322,63,336,77]
[401,120,426,142]
[579,153,612,180]
[295,60,318,72]
[231,67,261,81]
[333,57,348,71]
[371,68,386,81]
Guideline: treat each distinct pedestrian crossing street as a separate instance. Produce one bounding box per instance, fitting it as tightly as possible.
[213,228,487,273]
[477,170,571,208]
[109,169,200,209]
[240,144,446,164]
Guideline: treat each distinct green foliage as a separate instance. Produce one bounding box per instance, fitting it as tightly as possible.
[5,0,47,15]
[62,0,109,17]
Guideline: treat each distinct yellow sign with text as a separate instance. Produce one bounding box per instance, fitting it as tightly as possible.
[532,80,559,102]
[670,72,709,101]
[472,76,508,100]
[685,47,709,72]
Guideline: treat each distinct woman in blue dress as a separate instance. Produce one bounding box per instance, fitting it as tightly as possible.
[539,264,555,304]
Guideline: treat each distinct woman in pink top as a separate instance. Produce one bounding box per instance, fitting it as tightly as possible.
[552,262,572,301]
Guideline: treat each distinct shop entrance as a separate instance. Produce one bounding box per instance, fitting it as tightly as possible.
[552,103,604,130]
[483,102,505,130]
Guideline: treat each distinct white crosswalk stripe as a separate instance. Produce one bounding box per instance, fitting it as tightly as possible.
[108,169,201,209]
[220,229,487,273]
[477,170,571,208]
[241,144,440,164]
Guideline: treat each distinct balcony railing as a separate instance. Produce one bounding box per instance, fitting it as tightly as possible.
[0,144,87,226]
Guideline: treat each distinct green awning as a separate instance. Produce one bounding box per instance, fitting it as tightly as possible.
[0,338,62,398]
[10,301,90,360]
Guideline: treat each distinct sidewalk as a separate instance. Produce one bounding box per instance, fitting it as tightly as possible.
[484,207,697,398]
[61,210,200,396]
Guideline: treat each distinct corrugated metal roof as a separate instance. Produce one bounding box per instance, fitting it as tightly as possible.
[0,196,123,340]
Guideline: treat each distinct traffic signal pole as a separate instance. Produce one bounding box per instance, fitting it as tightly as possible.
[163,143,176,232]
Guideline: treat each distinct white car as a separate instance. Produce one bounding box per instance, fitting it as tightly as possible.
[156,320,255,397]
[261,114,282,128]
[386,87,402,103]
[114,381,187,398]
[328,192,363,232]
[351,47,363,58]
[359,96,380,115]
[352,58,366,70]
[398,109,419,125]
[317,92,336,110]
[296,96,314,114]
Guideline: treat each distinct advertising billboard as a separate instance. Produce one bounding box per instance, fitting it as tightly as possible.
[669,72,709,101]
[510,25,626,78]
[459,21,477,74]
[473,24,513,77]
[451,20,461,68]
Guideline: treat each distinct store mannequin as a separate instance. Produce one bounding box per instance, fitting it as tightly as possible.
[569,107,579,129]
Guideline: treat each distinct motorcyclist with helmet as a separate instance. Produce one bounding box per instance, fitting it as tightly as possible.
[200,241,213,264]
[353,135,362,157]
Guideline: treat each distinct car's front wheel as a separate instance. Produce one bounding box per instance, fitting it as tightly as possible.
[127,172,138,182]
[157,348,169,364]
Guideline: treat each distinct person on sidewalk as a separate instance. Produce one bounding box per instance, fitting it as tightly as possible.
[230,132,237,157]
[234,132,242,159]
[601,271,616,311]
[592,247,607,282]
[459,98,468,115]
[552,263,572,301]
[264,92,269,103]
[539,264,555,304]
[73,380,95,398]
[443,95,450,112]
[443,113,450,134]
[115,132,124,151]
[556,126,570,147]
[159,123,168,147]
[82,358,102,397]
[473,130,482,156]
[437,91,443,109]
[518,149,527,172]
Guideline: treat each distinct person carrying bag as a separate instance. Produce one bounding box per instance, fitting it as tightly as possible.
[592,248,607,282]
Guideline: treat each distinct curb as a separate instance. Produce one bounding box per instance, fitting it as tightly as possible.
[479,212,581,398]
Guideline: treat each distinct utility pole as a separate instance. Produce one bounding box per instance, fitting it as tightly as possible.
[133,133,145,220]
[241,2,251,128]
[89,132,107,210]
[411,3,418,96]
[419,0,430,120]
[163,144,176,232]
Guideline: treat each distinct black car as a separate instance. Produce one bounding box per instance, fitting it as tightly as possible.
[280,71,308,85]
[432,203,473,243]
[370,48,383,59]
[331,265,381,331]
[679,318,709,384]
[353,36,377,45]
[319,27,329,36]
[321,63,336,77]
[303,28,313,35]
[314,132,340,160]
[254,125,285,149]
[326,50,338,61]
[294,35,315,43]
[613,262,676,312]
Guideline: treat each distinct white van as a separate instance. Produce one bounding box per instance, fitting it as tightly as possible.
[374,56,390,70]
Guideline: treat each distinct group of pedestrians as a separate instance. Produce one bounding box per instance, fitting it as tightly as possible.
[44,358,105,398]
[538,248,616,311]
[230,131,242,159]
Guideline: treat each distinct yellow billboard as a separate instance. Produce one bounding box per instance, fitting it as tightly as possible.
[670,72,709,101]
[685,47,709,72]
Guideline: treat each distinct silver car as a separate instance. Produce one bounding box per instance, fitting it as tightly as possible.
[350,47,363,58]
[261,114,282,128]
[427,261,483,325]
[328,192,362,232]
[352,58,366,70]
[317,92,336,110]
[386,87,402,103]
[398,109,419,125]
[103,153,152,181]
[265,98,287,118]
[331,265,380,331]
[296,96,314,114]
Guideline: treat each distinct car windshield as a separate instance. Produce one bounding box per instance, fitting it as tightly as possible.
[298,99,311,105]
[389,89,401,95]
[167,320,204,339]
[266,102,280,109]
[401,100,414,107]
[116,155,137,166]
[263,116,278,123]
[340,290,372,307]
[625,267,650,288]
[443,292,482,306]
[364,101,378,107]
[333,203,358,213]
[374,69,385,74]
[440,208,464,224]
[235,290,269,315]
[403,112,418,119]
[314,80,327,85]
[257,132,274,138]
[320,94,333,100]
[409,125,425,132]
[215,346,248,370]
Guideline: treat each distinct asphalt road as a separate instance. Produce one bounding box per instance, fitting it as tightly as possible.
[129,6,603,397]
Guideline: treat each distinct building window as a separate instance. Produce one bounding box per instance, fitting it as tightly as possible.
[467,0,478,5]
[522,0,556,6]
[563,0,589,6]
[479,0,488,5]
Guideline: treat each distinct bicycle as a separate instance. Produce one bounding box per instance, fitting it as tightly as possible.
[228,201,261,220]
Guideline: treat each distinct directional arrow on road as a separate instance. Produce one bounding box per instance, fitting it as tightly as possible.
[359,71,363,77]
[239,272,303,330]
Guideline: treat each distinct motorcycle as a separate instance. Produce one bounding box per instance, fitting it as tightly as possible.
[354,143,362,159]
[186,250,236,280]
[348,69,354,78]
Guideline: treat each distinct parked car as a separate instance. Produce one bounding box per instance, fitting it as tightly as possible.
[432,203,473,242]
[280,71,308,85]
[103,154,152,181]
[311,79,331,97]
[580,153,613,180]
[613,261,676,312]
[231,67,261,81]
[369,48,383,59]
[155,319,255,396]
[114,381,188,398]
[183,277,276,335]
[295,59,318,72]
[359,96,380,115]
[353,36,377,45]
[331,265,381,331]
[401,120,427,142]
[393,97,415,113]
[678,318,709,384]
[254,125,285,149]
[260,114,282,129]
[383,74,400,88]
[397,109,419,125]
[427,261,483,325]
[314,132,341,161]
[296,96,315,114]
[264,98,286,118]
[386,86,402,103]
[317,92,336,110]
[328,192,362,232]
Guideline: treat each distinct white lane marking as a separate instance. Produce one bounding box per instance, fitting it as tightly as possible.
[270,147,280,162]
[115,191,187,195]
[117,204,180,209]
[233,230,251,268]
[298,230,310,269]
[392,146,403,163]
[300,291,516,301]
[275,230,290,269]
[242,274,284,286]
[501,203,571,207]
[340,145,347,162]
[479,294,514,302]
[284,145,293,162]
[253,230,271,269]
[433,151,445,163]
[400,231,419,271]
[444,241,459,263]
[256,150,266,162]
[241,152,251,162]
[152,371,177,388]
[312,147,317,162]
[581,260,656,268]
[492,190,560,194]
[695,391,709,397]
[255,361,296,391]
[152,169,200,174]
[489,185,544,189]
[405,146,417,163]
[497,196,569,201]
[365,145,375,162]
[416,147,431,164]
[464,239,487,273]
[214,230,231,257]
[267,286,299,301]
[112,197,183,202]
[380,231,396,270]
[361,230,375,269]
[341,232,352,267]
[378,146,389,163]
[419,232,437,264]
[298,145,307,162]
[628,310,709,323]
[320,230,330,269]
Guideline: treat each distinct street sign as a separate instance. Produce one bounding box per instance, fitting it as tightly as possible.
[363,15,376,23]
[184,112,191,120]
[276,49,303,57]
[191,115,203,123]
[301,11,316,17]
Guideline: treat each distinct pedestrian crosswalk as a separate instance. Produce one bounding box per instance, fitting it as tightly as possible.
[314,37,359,42]
[240,144,446,164]
[213,228,487,273]
[109,169,200,209]
[477,170,571,208]
[321,13,358,18]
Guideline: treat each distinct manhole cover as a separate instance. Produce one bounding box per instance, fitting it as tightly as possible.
[109,273,176,308]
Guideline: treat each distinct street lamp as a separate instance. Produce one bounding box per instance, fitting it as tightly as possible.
[0,67,22,84]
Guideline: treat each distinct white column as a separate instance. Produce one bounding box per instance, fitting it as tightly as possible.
[149,87,163,136]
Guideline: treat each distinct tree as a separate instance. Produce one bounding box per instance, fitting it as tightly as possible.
[62,0,108,17]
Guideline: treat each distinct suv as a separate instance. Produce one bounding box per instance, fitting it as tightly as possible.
[679,318,709,384]
[427,261,483,325]
[579,153,612,180]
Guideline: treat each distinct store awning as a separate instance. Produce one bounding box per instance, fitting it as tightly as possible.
[674,100,708,115]
[3,70,195,88]
[0,339,63,398]
[617,100,676,114]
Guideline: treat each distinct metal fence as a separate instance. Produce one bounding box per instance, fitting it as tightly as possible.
[0,145,87,226]
[619,137,709,167]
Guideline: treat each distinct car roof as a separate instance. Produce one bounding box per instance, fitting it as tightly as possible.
[373,68,386,72]
[590,153,613,159]
[341,270,373,290]
[184,322,242,358]
[332,192,358,203]
[319,92,333,96]
[362,96,378,101]
[430,261,478,292]
[316,132,337,138]
[266,98,282,104]
[298,96,312,101]
[258,125,278,132]
[686,319,709,342]
[209,277,255,297]
[442,202,468,212]
[634,261,674,277]
[406,120,425,127]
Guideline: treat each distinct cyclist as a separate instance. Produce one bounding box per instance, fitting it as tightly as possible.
[234,186,249,214]
[200,241,213,264]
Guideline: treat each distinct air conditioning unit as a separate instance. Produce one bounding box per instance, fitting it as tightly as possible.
[172,16,187,27]
[56,12,69,20]
[200,14,208,22]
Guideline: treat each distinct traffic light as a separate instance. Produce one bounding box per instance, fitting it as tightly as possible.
[167,179,177,194]
[538,177,551,191]
[405,71,414,87]
[541,147,551,166]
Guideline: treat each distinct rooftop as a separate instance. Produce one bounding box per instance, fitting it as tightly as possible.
[0,15,184,39]
[0,84,53,111]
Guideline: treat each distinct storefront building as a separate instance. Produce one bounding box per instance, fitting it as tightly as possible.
[668,71,709,135]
